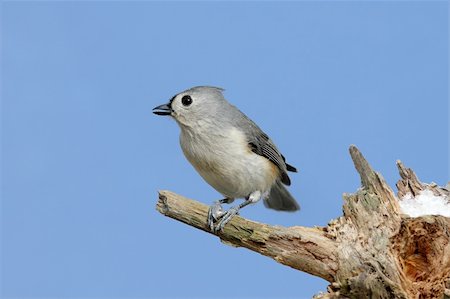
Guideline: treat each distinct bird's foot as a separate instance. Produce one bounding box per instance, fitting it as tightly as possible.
[207,201,226,231]
[213,206,240,233]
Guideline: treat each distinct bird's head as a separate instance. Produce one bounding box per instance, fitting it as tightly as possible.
[153,86,226,128]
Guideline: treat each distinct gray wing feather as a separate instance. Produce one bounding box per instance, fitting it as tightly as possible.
[234,110,295,186]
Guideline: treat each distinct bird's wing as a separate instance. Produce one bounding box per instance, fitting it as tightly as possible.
[238,113,297,186]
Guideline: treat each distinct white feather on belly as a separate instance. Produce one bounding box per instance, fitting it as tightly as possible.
[180,126,278,199]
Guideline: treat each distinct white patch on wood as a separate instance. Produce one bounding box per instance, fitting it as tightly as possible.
[399,190,450,217]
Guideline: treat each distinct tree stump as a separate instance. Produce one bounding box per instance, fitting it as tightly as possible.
[156,145,450,299]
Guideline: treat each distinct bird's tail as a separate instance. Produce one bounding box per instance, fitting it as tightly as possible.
[264,180,300,211]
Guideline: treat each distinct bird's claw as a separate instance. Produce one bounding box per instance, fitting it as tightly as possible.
[213,206,240,233]
[207,201,225,231]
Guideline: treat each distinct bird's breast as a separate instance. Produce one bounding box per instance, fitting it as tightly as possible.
[179,126,279,198]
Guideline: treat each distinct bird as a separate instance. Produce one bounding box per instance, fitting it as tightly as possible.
[153,86,299,232]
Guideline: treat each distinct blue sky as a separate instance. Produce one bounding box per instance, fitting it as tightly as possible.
[1,1,448,298]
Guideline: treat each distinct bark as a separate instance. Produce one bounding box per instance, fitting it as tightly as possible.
[156,145,450,299]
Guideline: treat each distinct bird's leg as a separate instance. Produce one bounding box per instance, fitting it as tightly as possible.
[213,191,262,233]
[207,198,234,231]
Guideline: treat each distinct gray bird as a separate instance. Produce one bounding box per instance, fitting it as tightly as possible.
[153,86,299,232]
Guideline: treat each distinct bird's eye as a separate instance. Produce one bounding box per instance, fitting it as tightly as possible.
[181,95,193,106]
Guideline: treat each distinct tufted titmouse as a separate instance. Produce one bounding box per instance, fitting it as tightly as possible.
[153,86,299,232]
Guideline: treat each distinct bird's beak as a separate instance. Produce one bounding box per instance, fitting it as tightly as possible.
[153,103,172,116]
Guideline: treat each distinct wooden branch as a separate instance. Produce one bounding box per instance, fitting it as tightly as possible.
[156,146,450,298]
[156,190,338,282]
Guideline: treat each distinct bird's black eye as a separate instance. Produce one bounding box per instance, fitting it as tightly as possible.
[181,95,193,106]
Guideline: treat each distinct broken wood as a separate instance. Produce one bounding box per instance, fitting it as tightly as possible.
[156,145,450,298]
[396,160,449,199]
